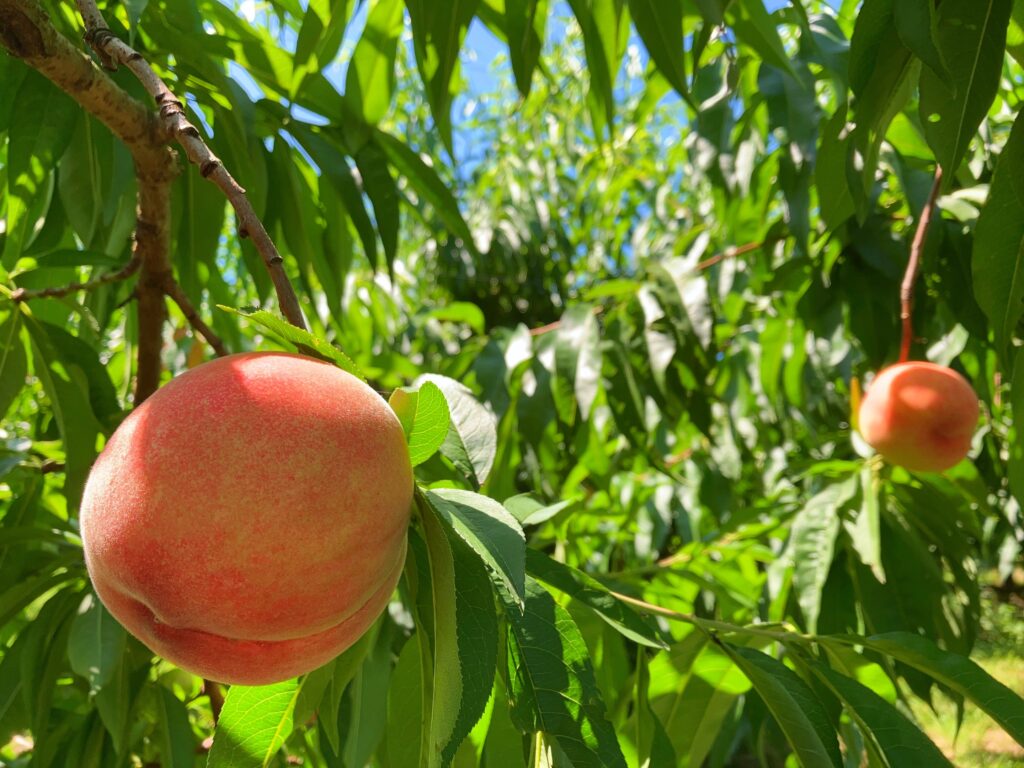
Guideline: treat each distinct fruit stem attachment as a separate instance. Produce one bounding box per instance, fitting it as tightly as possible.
[899,166,944,363]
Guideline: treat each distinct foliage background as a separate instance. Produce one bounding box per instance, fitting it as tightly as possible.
[2,0,1024,765]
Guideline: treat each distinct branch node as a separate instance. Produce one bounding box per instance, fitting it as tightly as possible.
[200,159,220,178]
[269,256,284,265]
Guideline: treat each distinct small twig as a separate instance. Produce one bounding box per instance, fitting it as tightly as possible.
[697,240,762,270]
[74,0,306,331]
[204,679,224,724]
[163,278,229,357]
[529,305,604,336]
[609,590,813,642]
[10,255,141,303]
[899,166,944,363]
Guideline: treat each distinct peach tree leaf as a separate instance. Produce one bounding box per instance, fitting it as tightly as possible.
[972,109,1024,358]
[919,0,1012,176]
[427,488,526,609]
[501,577,626,767]
[723,646,843,768]
[420,498,498,768]
[207,681,301,768]
[67,595,126,694]
[417,374,497,487]
[525,548,666,649]
[389,381,450,466]
[849,632,1024,747]
[810,661,952,767]
[223,307,365,380]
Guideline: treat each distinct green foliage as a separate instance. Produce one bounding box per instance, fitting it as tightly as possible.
[2,0,1024,766]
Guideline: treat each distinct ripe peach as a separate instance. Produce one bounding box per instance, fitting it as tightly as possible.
[80,352,413,685]
[858,361,978,473]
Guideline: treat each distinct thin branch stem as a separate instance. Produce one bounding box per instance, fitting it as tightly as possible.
[204,680,224,724]
[696,239,765,270]
[163,278,229,357]
[899,166,944,363]
[610,590,814,643]
[133,181,173,404]
[11,256,141,303]
[74,0,306,330]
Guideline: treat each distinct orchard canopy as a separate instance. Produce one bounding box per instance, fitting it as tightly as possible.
[2,0,1024,766]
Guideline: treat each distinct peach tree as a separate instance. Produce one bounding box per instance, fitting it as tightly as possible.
[1,0,1024,766]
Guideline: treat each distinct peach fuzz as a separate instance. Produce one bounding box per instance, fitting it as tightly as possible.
[858,361,979,473]
[79,352,413,685]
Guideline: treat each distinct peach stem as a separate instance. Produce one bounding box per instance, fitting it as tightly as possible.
[899,166,944,363]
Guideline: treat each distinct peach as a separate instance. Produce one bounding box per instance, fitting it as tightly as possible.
[858,361,978,473]
[79,352,413,685]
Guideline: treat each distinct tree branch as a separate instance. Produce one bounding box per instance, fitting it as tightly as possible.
[11,255,141,303]
[74,0,307,330]
[163,277,229,357]
[133,179,173,403]
[899,166,944,363]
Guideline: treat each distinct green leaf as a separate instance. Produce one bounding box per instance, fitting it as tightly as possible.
[501,578,627,768]
[846,466,885,582]
[24,317,102,507]
[553,304,602,422]
[566,0,628,139]
[157,686,197,768]
[649,634,751,765]
[972,108,1024,358]
[207,681,301,768]
[727,0,797,78]
[724,646,843,768]
[389,381,451,466]
[627,0,687,99]
[810,661,953,767]
[427,488,526,608]
[418,374,498,487]
[846,0,915,210]
[919,0,1012,176]
[0,312,26,419]
[4,70,77,267]
[344,0,404,124]
[893,0,949,80]
[504,0,549,96]
[426,302,486,334]
[225,307,365,379]
[40,321,121,426]
[852,632,1024,747]
[789,477,858,633]
[503,493,572,527]
[526,548,667,648]
[354,140,400,275]
[67,594,127,693]
[632,651,677,768]
[1009,349,1024,509]
[421,496,499,767]
[375,129,478,252]
[404,0,482,151]
[318,629,377,755]
[384,633,424,767]
[292,127,380,271]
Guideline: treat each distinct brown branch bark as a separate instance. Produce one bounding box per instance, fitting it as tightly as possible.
[899,166,944,363]
[163,278,229,357]
[697,240,760,270]
[204,679,225,724]
[11,255,141,302]
[133,179,173,403]
[74,0,307,330]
